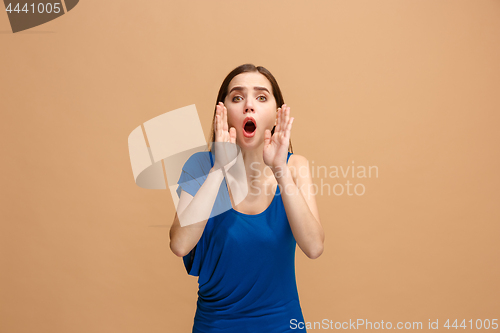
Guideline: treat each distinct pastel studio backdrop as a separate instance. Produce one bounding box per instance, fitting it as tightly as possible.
[1,1,499,332]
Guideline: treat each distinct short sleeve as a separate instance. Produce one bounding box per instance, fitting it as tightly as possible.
[175,151,214,276]
[176,151,213,198]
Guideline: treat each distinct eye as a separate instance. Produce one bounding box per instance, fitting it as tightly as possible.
[232,96,243,102]
[257,95,267,102]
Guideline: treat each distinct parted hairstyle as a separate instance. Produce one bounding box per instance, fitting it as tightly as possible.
[208,64,293,154]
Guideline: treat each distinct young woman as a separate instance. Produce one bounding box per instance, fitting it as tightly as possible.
[170,64,324,332]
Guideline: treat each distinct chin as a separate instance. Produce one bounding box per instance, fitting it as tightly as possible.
[237,134,263,149]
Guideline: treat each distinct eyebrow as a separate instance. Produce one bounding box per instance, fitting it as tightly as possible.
[229,86,270,94]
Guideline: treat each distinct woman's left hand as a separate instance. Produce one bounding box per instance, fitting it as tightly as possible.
[263,104,294,176]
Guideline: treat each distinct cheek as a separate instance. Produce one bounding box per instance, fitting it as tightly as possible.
[226,110,239,128]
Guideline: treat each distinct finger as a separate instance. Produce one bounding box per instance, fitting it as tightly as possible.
[214,110,217,134]
[278,104,286,134]
[215,115,220,140]
[284,105,289,129]
[223,105,228,132]
[229,127,236,144]
[216,105,222,140]
[285,117,294,139]
[275,108,282,134]
[281,104,288,129]
[218,104,223,131]
[283,105,289,128]
[280,106,285,132]
[264,129,271,146]
[284,106,290,137]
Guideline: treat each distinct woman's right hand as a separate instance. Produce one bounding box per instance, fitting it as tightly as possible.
[213,102,237,171]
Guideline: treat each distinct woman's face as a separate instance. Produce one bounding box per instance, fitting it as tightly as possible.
[224,72,277,148]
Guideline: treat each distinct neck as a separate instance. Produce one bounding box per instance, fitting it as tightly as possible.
[239,142,272,180]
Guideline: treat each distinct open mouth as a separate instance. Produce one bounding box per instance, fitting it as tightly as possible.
[243,117,257,137]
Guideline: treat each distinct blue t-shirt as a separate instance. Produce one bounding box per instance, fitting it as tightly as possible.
[176,151,306,332]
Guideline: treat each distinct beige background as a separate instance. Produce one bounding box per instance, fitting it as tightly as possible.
[1,1,499,332]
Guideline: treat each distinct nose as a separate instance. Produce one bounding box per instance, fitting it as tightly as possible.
[244,98,254,113]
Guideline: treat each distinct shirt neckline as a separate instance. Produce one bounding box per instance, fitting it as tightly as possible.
[230,184,280,218]
[209,150,290,218]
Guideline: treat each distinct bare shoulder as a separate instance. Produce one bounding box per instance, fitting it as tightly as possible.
[288,153,308,167]
[288,154,310,183]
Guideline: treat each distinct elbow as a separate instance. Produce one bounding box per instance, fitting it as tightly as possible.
[169,232,189,258]
[304,219,324,259]
[307,229,325,259]
[170,242,189,258]
[307,243,324,260]
[169,221,189,257]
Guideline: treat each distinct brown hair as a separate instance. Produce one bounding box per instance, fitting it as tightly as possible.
[208,64,293,153]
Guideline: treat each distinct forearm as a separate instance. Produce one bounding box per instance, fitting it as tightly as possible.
[275,167,324,259]
[170,167,225,257]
